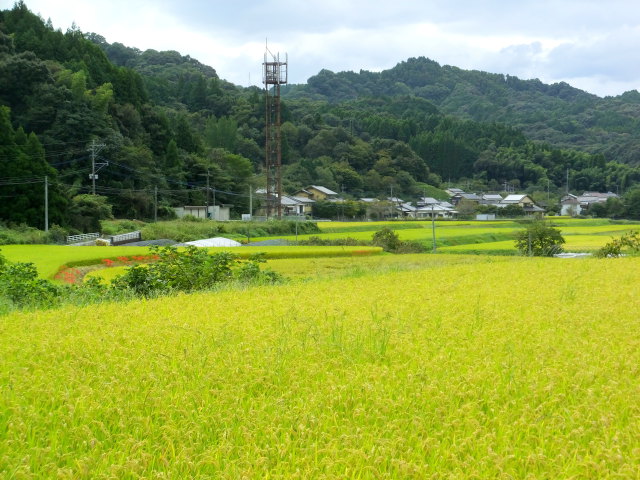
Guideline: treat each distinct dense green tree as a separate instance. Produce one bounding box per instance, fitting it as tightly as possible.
[0,106,66,228]
[205,116,237,151]
[514,221,565,256]
[624,188,640,219]
[68,194,113,232]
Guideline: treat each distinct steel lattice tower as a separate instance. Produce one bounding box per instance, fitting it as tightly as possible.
[263,47,287,218]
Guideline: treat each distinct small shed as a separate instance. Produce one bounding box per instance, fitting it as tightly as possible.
[174,205,231,221]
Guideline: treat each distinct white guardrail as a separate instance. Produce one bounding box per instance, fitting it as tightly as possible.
[66,233,100,244]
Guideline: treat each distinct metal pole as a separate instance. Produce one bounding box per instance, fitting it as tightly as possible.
[44,175,48,232]
[432,204,436,253]
[206,170,210,219]
[91,139,96,195]
[88,139,106,195]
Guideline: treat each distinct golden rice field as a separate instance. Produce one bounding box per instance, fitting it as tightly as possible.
[2,254,640,478]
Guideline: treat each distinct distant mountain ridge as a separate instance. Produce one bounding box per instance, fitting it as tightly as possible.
[285,57,640,165]
[86,34,640,166]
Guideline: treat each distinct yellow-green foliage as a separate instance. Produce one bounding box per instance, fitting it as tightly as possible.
[2,256,639,478]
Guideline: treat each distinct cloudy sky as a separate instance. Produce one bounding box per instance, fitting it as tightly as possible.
[5,0,640,97]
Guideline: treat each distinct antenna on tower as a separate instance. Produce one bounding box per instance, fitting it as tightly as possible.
[263,41,288,219]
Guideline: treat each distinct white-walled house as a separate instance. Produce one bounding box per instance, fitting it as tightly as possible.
[560,192,619,216]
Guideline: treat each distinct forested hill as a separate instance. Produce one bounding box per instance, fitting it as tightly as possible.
[286,57,640,164]
[3,1,640,231]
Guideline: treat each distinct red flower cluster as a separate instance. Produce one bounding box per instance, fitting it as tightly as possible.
[54,268,81,284]
[100,254,159,267]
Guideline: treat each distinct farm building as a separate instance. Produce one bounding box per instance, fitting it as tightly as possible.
[174,205,231,221]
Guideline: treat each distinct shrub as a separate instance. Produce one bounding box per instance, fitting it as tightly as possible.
[111,245,281,297]
[45,224,69,244]
[594,230,640,257]
[514,221,565,256]
[372,228,402,252]
[0,251,64,310]
[371,228,426,254]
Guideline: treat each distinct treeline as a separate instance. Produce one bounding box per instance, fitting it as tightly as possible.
[2,2,640,232]
[0,2,260,230]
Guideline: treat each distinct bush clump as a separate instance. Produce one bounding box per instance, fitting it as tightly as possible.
[0,251,64,312]
[111,246,282,297]
[594,230,640,257]
[514,221,565,256]
[372,228,426,253]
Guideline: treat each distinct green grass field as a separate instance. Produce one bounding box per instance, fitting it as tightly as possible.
[254,218,640,251]
[2,255,639,478]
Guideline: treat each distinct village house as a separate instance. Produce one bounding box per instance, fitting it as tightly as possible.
[294,185,340,202]
[450,192,482,206]
[560,192,619,216]
[394,197,457,219]
[414,203,456,219]
[480,194,503,205]
[498,194,545,215]
[416,197,440,207]
[445,187,465,197]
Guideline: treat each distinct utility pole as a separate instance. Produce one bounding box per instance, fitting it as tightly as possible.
[88,139,106,195]
[44,175,48,232]
[205,170,210,219]
[431,204,436,253]
[566,168,569,195]
[249,184,253,218]
[547,178,550,202]
[154,185,158,223]
[198,170,215,220]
